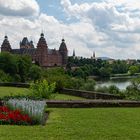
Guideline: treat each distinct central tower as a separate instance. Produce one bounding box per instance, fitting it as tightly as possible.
[36,33,48,66]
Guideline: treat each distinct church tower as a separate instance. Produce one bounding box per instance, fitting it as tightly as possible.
[1,36,12,52]
[72,49,76,59]
[59,39,68,66]
[36,33,48,66]
[91,51,96,59]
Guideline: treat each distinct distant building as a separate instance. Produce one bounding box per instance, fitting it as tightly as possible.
[91,51,96,60]
[1,33,68,67]
[126,59,136,65]
[72,49,76,59]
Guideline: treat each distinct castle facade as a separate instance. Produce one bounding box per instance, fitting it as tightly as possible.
[1,33,68,67]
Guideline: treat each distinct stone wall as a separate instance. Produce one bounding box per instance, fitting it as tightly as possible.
[61,88,123,100]
[0,82,30,88]
[46,100,140,108]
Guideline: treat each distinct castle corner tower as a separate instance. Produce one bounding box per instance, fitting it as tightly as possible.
[1,36,12,52]
[59,39,68,66]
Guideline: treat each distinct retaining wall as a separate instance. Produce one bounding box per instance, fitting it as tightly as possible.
[46,100,140,108]
[0,83,30,88]
[61,88,122,100]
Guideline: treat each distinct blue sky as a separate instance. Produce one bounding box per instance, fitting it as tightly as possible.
[36,0,102,22]
[0,0,140,59]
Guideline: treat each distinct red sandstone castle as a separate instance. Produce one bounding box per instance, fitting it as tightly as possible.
[1,33,68,67]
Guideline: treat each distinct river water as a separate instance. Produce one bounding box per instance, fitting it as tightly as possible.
[96,77,136,90]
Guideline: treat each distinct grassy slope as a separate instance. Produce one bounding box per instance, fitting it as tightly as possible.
[53,94,85,100]
[1,108,140,140]
[0,87,28,97]
[0,87,84,100]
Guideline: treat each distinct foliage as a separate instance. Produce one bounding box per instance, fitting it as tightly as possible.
[80,79,96,91]
[0,70,12,82]
[108,85,120,95]
[99,67,111,77]
[96,85,123,97]
[67,57,135,79]
[16,55,32,82]
[0,52,32,82]
[28,65,42,82]
[29,80,56,99]
[128,65,139,75]
[0,52,18,76]
[111,60,129,74]
[125,79,140,100]
[95,86,109,93]
[43,68,84,90]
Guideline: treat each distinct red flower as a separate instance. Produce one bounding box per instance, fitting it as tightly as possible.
[0,106,32,125]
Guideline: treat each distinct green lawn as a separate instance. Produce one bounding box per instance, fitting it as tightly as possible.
[54,94,85,100]
[0,87,84,100]
[0,87,28,97]
[1,87,140,139]
[1,108,140,140]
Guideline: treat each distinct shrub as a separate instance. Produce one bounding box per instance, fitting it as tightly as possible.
[95,86,109,93]
[80,79,96,91]
[0,70,12,82]
[29,80,56,99]
[124,79,140,100]
[108,85,120,95]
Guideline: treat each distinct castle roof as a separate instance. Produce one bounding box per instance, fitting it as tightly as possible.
[37,33,47,48]
[20,37,34,48]
[11,48,36,55]
[20,37,29,46]
[1,36,11,50]
[59,39,67,51]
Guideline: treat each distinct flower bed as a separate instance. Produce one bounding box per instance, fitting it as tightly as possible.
[0,106,31,125]
[0,98,47,125]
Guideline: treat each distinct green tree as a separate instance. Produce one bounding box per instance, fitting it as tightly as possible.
[0,52,17,76]
[29,65,42,82]
[125,79,140,99]
[128,66,139,75]
[17,55,32,82]
[80,79,96,91]
[99,67,111,77]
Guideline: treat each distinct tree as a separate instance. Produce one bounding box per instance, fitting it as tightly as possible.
[29,65,42,82]
[125,79,140,99]
[0,52,18,76]
[128,66,139,75]
[17,55,32,82]
[99,67,111,77]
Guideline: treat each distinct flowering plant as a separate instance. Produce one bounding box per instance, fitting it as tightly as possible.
[0,106,31,125]
[6,98,46,124]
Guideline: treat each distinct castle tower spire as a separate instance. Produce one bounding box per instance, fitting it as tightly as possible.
[59,38,68,66]
[1,35,12,52]
[37,33,48,48]
[36,33,48,66]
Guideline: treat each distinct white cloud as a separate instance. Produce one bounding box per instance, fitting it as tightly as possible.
[0,0,140,59]
[0,0,39,17]
[60,0,140,59]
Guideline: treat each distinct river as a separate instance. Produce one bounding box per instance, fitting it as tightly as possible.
[96,77,138,90]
